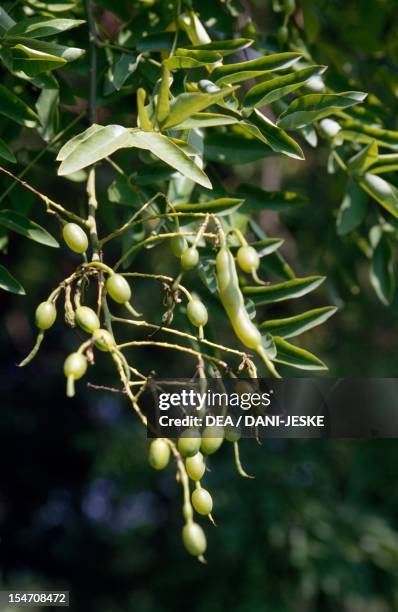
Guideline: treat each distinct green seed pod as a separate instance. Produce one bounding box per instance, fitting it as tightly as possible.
[186,299,208,327]
[225,426,241,443]
[185,452,206,481]
[237,245,260,273]
[200,426,224,455]
[171,235,188,257]
[35,301,57,331]
[93,329,114,352]
[177,429,201,457]
[283,0,295,15]
[63,352,87,380]
[181,246,199,271]
[62,223,88,254]
[182,521,207,557]
[191,488,213,516]
[148,439,170,470]
[75,306,100,334]
[277,25,288,45]
[106,274,131,304]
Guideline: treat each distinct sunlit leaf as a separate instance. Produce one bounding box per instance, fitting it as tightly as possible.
[273,337,327,370]
[244,65,327,109]
[212,52,302,84]
[278,91,367,130]
[6,17,84,38]
[261,306,337,338]
[242,276,325,305]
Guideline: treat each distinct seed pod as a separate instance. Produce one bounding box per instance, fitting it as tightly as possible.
[63,352,87,380]
[186,299,208,327]
[35,301,57,331]
[148,439,170,470]
[62,223,88,254]
[191,488,213,515]
[182,521,207,557]
[178,429,201,457]
[171,235,188,257]
[237,245,260,273]
[106,274,131,304]
[93,329,114,352]
[185,452,206,481]
[181,246,199,271]
[75,306,100,334]
[225,426,241,443]
[200,426,224,455]
[216,243,280,378]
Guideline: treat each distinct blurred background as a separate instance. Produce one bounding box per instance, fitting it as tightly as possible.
[1,0,398,610]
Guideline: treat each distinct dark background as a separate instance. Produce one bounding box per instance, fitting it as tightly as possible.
[2,1,398,610]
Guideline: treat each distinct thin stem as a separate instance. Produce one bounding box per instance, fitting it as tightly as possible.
[0,111,85,205]
[111,315,248,359]
[121,271,192,301]
[0,166,88,226]
[100,192,167,247]
[114,231,216,270]
[117,340,229,369]
[87,167,100,260]
[100,210,212,247]
[84,0,97,125]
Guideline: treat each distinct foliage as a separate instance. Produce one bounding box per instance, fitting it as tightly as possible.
[0,0,397,574]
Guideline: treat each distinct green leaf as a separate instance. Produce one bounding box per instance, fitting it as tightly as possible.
[0,7,15,35]
[0,210,59,247]
[261,306,337,339]
[172,112,238,130]
[0,85,38,127]
[205,132,273,164]
[6,17,84,38]
[165,55,215,70]
[278,91,367,130]
[211,52,302,84]
[0,263,25,295]
[107,175,141,207]
[0,138,16,163]
[347,141,378,175]
[8,38,84,76]
[57,124,102,161]
[358,173,398,219]
[242,276,325,305]
[128,130,212,189]
[236,183,306,212]
[173,48,222,63]
[337,180,368,235]
[105,53,140,93]
[36,86,59,142]
[187,38,253,56]
[370,235,395,305]
[368,154,398,174]
[273,337,327,370]
[243,109,304,160]
[174,198,244,215]
[244,65,327,109]
[338,120,398,149]
[161,87,238,130]
[58,124,132,175]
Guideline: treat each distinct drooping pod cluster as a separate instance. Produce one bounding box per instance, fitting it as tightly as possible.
[148,424,234,560]
[18,178,330,562]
